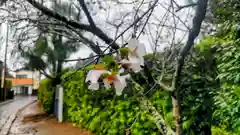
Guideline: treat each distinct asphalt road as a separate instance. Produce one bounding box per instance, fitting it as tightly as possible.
[0,96,37,135]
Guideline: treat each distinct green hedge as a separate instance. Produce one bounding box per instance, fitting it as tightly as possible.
[38,78,55,113]
[212,126,238,135]
[38,68,235,134]
[0,79,12,88]
[61,70,160,135]
[6,80,12,88]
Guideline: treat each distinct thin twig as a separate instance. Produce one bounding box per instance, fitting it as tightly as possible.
[133,0,145,37]
[101,0,159,53]
[62,58,97,82]
[158,2,190,30]
[137,4,155,39]
[62,51,116,62]
[176,3,198,12]
[143,82,157,95]
[125,113,140,131]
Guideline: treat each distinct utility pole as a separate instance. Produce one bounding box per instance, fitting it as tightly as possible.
[1,20,9,101]
[0,62,3,100]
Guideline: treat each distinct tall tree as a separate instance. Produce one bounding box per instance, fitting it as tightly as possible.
[23,34,79,84]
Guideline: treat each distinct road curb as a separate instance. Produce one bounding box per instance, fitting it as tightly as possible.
[17,99,38,113]
[0,99,14,106]
[6,99,38,135]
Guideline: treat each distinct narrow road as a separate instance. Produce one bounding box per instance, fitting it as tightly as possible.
[0,96,37,135]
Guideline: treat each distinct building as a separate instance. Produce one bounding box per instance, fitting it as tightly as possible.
[7,67,41,95]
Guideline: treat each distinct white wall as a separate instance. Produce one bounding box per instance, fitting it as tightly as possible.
[14,70,33,78]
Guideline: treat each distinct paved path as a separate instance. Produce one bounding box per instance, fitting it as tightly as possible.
[0,96,37,135]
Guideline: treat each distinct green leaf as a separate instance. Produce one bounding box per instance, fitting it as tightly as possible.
[85,64,95,70]
[193,74,198,79]
[234,73,240,83]
[102,56,115,64]
[183,119,192,130]
[235,86,240,98]
[119,47,129,58]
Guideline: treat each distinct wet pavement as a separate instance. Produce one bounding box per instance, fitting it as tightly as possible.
[13,101,92,135]
[1,97,91,135]
[0,96,37,135]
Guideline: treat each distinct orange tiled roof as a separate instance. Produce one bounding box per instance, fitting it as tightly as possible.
[7,78,34,86]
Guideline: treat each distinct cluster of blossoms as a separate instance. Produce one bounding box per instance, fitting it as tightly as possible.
[85,38,146,96]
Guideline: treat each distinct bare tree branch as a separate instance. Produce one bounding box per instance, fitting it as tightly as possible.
[0,0,7,6]
[78,0,96,28]
[176,3,198,12]
[158,81,172,91]
[137,4,154,39]
[40,69,53,79]
[133,0,145,37]
[26,0,120,50]
[98,0,159,53]
[158,2,190,30]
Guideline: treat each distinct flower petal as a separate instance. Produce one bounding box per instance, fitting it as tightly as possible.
[120,59,132,65]
[135,43,146,66]
[88,82,99,91]
[85,70,109,83]
[85,69,110,91]
[85,70,94,82]
[118,68,125,74]
[128,56,142,72]
[136,43,147,57]
[139,57,145,67]
[128,38,139,52]
[113,74,130,96]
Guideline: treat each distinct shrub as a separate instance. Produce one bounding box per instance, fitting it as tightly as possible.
[61,70,160,135]
[38,78,55,113]
[212,126,238,135]
[6,80,12,88]
[0,79,12,88]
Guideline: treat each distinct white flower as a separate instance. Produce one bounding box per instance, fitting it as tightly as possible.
[128,38,139,52]
[113,74,131,96]
[118,67,125,74]
[103,73,131,96]
[120,39,147,72]
[86,68,131,96]
[85,69,110,90]
[120,58,142,73]
[134,43,146,65]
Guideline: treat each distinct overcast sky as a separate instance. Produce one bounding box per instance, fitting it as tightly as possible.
[0,0,194,70]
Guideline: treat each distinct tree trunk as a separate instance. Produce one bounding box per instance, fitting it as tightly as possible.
[172,90,182,135]
[170,0,208,134]
[57,60,62,75]
[140,97,175,135]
